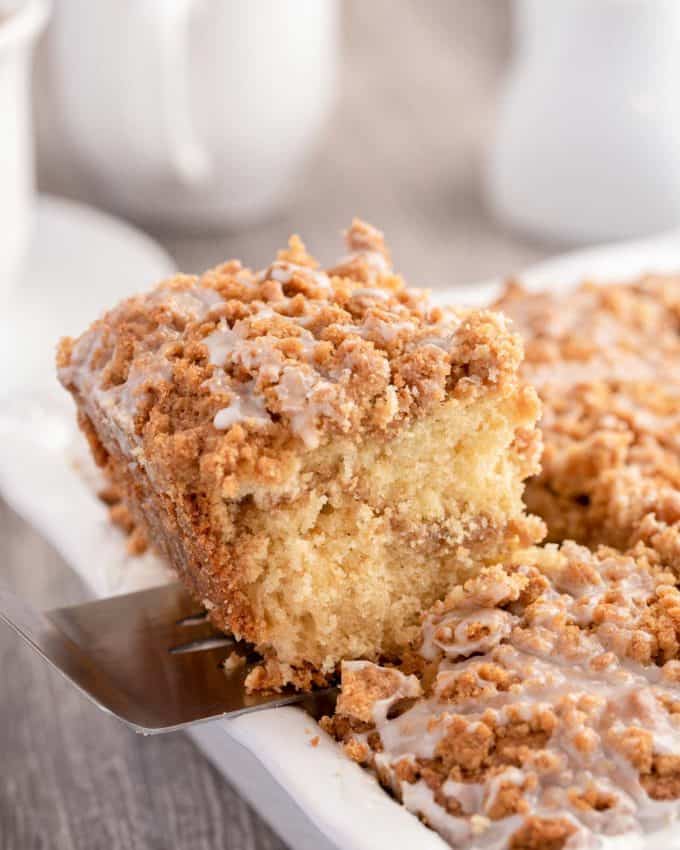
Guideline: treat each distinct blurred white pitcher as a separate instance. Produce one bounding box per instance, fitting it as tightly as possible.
[0,0,49,299]
[47,0,338,231]
[487,0,680,244]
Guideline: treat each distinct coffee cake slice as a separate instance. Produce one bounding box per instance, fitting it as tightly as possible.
[496,276,680,562]
[57,221,543,688]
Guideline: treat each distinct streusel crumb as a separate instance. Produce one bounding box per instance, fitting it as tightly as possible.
[325,540,680,848]
[495,276,680,560]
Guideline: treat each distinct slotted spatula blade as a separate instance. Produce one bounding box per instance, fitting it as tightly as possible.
[0,581,336,734]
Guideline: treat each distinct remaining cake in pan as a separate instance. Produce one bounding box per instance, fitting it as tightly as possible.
[324,539,680,849]
[496,276,680,562]
[57,220,543,689]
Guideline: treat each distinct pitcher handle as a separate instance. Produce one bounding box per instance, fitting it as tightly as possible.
[136,0,211,185]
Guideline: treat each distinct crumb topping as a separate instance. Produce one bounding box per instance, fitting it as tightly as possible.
[495,277,680,554]
[57,221,525,476]
[324,541,680,848]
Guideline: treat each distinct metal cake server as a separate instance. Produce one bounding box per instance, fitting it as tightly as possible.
[0,581,336,734]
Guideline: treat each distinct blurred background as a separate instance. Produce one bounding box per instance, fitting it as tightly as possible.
[4,1,680,849]
[33,1,546,286]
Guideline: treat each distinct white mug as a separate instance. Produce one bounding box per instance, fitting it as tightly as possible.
[0,0,49,300]
[487,0,680,245]
[46,0,339,232]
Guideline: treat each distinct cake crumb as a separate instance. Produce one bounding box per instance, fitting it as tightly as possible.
[223,653,246,675]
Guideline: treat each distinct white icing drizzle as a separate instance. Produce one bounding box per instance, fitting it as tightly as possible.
[196,250,460,446]
[204,315,342,445]
[58,285,225,456]
[93,347,175,456]
[272,366,350,449]
[213,381,270,430]
[257,260,332,291]
[59,321,178,459]
[203,322,245,367]
[351,287,390,300]
[333,317,417,344]
[62,241,472,455]
[148,285,224,321]
[337,250,392,274]
[367,317,417,343]
[421,608,515,662]
[203,318,287,382]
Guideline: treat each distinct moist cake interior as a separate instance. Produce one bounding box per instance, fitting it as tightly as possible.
[234,390,541,686]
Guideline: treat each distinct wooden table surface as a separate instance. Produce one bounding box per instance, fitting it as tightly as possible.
[1,3,553,849]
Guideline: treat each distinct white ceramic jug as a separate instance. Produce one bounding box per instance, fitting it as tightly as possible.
[0,0,49,299]
[487,0,680,244]
[47,0,338,231]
